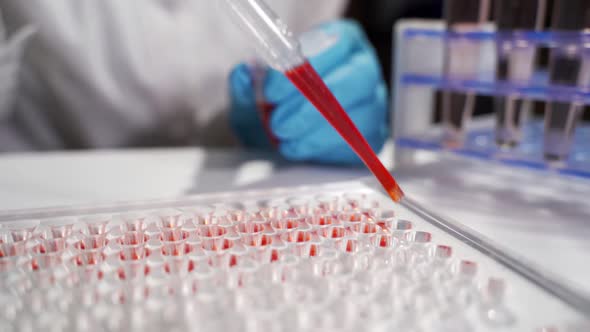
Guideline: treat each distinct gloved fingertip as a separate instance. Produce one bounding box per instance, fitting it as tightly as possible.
[269,97,310,140]
[270,114,302,141]
[264,69,298,103]
[269,111,287,138]
[229,66,257,107]
[278,142,305,162]
[229,63,252,91]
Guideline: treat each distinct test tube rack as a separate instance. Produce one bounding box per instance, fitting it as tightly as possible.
[392,20,590,178]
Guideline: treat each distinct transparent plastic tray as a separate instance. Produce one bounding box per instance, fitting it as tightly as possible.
[0,179,588,332]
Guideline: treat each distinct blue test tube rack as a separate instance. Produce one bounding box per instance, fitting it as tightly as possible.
[392,20,590,178]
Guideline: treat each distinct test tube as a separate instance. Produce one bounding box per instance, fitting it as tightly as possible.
[543,0,590,162]
[494,0,546,147]
[442,0,491,147]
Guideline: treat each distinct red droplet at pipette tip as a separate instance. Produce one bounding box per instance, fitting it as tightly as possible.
[285,61,405,203]
[388,183,405,203]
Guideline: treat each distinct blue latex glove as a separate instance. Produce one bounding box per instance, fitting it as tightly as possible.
[229,20,389,164]
[229,63,274,149]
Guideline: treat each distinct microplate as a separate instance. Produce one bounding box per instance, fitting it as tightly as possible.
[0,179,588,332]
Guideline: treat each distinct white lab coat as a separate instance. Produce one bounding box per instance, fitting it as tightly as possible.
[0,0,347,151]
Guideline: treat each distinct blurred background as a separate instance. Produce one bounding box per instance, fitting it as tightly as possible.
[346,0,443,88]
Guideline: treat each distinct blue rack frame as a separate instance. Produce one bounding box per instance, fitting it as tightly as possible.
[396,28,590,179]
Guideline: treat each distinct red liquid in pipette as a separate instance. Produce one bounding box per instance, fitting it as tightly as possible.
[285,61,404,202]
[257,101,279,146]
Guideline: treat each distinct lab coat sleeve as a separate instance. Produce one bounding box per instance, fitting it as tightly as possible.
[0,0,349,151]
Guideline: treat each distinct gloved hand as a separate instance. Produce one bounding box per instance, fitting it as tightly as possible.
[229,20,389,164]
[229,63,275,149]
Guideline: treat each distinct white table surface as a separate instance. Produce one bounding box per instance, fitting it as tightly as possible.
[0,142,589,299]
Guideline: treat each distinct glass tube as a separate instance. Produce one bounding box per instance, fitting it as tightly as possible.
[442,0,491,147]
[494,0,546,148]
[543,0,590,162]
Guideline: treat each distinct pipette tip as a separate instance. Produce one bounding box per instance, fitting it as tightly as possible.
[388,185,405,203]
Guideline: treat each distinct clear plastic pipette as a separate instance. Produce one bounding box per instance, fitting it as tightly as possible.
[220,0,404,202]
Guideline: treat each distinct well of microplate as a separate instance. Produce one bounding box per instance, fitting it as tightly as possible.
[0,179,589,331]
